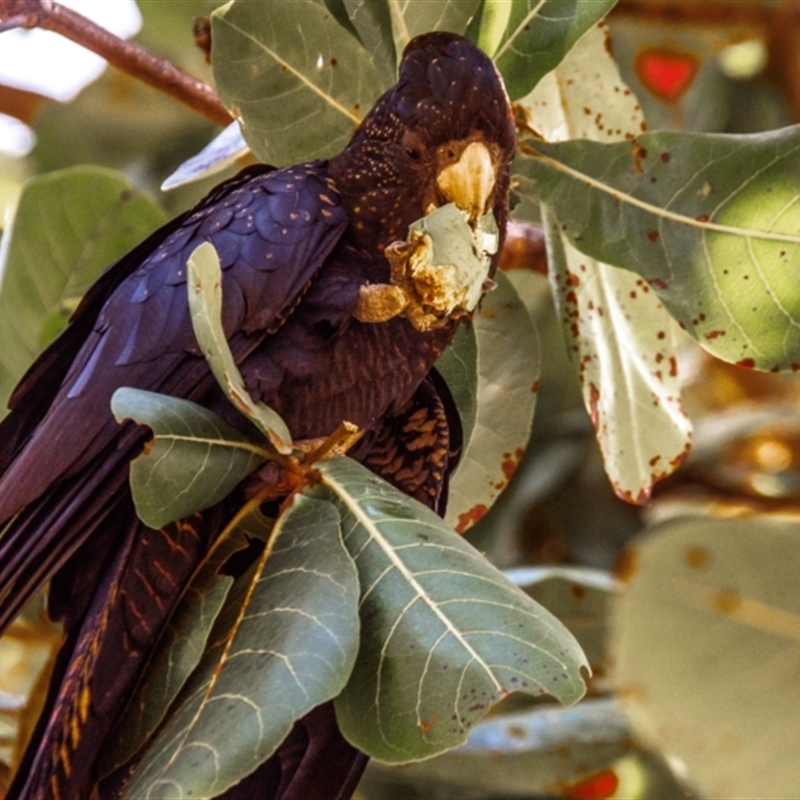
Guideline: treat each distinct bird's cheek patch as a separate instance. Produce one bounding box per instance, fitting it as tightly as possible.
[354,203,498,332]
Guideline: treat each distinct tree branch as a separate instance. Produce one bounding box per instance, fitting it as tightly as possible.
[0,0,232,127]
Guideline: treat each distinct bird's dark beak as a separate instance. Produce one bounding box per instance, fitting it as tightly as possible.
[436,141,496,224]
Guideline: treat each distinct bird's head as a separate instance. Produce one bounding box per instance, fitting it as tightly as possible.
[329,32,516,256]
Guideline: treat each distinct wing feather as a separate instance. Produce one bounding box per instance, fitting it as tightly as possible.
[0,160,347,632]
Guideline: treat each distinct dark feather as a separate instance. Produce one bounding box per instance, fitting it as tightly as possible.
[0,32,515,800]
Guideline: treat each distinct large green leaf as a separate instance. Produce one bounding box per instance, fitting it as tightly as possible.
[341,0,397,86]
[518,125,800,372]
[436,272,539,533]
[611,515,800,799]
[111,387,270,529]
[121,495,360,799]
[313,458,588,763]
[515,21,692,502]
[100,512,272,775]
[489,0,616,100]
[388,0,481,51]
[0,166,166,414]
[187,242,293,452]
[211,0,385,165]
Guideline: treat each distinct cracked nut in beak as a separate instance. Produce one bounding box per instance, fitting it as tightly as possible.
[436,140,496,222]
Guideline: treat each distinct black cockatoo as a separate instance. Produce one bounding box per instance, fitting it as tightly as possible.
[0,31,515,799]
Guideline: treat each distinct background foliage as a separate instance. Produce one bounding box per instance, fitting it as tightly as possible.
[1,1,800,798]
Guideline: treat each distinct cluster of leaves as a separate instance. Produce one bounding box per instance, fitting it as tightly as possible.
[2,0,800,798]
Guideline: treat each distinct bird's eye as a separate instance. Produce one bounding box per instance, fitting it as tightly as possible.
[402,131,423,160]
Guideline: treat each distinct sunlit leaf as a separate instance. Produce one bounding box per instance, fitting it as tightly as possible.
[437,272,539,533]
[111,387,269,530]
[518,125,800,372]
[161,122,250,192]
[121,495,360,799]
[517,22,692,502]
[0,166,166,414]
[611,514,800,800]
[186,242,292,452]
[490,0,616,99]
[100,512,273,775]
[211,0,384,165]
[313,457,588,763]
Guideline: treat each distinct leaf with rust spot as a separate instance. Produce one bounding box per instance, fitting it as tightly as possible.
[515,22,692,503]
[437,272,540,531]
[517,29,800,372]
[310,458,588,763]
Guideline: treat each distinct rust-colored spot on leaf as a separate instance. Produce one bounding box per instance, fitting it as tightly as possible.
[669,356,678,377]
[736,358,756,369]
[571,584,586,602]
[419,710,439,733]
[588,382,601,428]
[712,588,742,615]
[615,484,651,505]
[501,448,525,481]
[455,504,488,533]
[647,230,659,242]
[614,546,639,582]
[649,278,668,290]
[695,214,709,222]
[684,545,711,571]
[706,330,725,339]
[563,768,620,800]
[566,271,580,287]
[660,152,671,163]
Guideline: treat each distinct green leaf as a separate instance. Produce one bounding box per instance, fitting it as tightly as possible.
[514,22,692,502]
[491,0,616,100]
[611,515,800,800]
[100,512,273,775]
[518,126,800,371]
[0,166,166,415]
[111,387,269,529]
[388,0,482,51]
[361,698,636,797]
[186,242,293,452]
[211,0,385,165]
[436,272,539,533]
[343,0,397,86]
[312,457,588,764]
[121,495,360,799]
[436,325,478,459]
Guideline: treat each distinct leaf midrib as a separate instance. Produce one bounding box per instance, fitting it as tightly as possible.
[321,469,503,693]
[220,17,361,125]
[529,145,800,244]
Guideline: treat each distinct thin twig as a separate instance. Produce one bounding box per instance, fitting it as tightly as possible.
[0,0,231,126]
